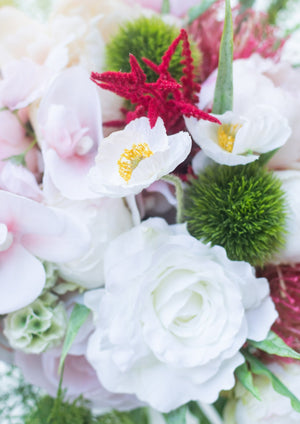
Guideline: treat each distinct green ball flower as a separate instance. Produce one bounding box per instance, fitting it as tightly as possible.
[4,293,67,354]
[105,16,201,82]
[184,162,287,266]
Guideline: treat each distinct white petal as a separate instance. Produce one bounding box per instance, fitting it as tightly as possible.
[0,244,45,314]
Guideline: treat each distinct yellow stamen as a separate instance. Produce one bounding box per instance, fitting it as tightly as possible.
[118,143,153,182]
[217,123,241,153]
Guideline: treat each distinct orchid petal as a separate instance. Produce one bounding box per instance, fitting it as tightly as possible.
[0,244,45,314]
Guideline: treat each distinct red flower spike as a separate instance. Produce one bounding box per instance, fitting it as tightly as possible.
[91,29,220,134]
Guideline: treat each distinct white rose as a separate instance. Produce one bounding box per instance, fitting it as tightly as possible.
[85,218,277,412]
[224,362,300,424]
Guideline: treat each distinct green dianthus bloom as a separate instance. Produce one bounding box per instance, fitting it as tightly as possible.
[184,162,287,266]
[105,16,201,83]
[4,292,67,354]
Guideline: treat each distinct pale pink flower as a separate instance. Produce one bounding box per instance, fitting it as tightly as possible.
[0,59,51,111]
[0,190,90,314]
[0,162,43,201]
[38,66,103,200]
[0,109,43,197]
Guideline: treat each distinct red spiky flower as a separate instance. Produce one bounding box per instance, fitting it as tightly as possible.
[257,264,300,355]
[91,29,220,135]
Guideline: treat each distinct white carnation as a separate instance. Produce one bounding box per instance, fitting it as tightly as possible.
[85,218,277,412]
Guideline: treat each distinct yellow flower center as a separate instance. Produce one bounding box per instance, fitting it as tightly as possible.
[217,123,241,153]
[118,143,153,182]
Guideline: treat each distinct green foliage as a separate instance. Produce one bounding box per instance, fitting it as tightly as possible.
[235,362,261,400]
[238,0,256,13]
[24,394,142,424]
[242,350,300,412]
[105,16,200,83]
[268,0,290,24]
[212,0,233,114]
[25,395,97,424]
[58,303,90,374]
[188,402,212,424]
[161,0,170,14]
[248,331,300,360]
[163,405,187,424]
[183,162,287,266]
[187,0,219,24]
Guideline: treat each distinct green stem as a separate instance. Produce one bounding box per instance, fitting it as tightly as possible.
[162,174,184,224]
[24,138,37,154]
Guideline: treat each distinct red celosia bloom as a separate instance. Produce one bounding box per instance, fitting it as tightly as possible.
[91,29,220,135]
[188,1,286,81]
[257,264,300,354]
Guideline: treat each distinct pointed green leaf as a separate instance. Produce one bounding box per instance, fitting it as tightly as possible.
[248,331,300,360]
[188,401,213,424]
[243,350,300,412]
[187,0,219,24]
[257,148,280,166]
[163,405,186,424]
[161,0,170,14]
[58,304,90,374]
[3,153,26,166]
[212,0,233,114]
[126,408,149,424]
[235,362,261,400]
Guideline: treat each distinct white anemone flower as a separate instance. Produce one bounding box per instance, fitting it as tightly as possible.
[185,105,291,166]
[88,117,192,197]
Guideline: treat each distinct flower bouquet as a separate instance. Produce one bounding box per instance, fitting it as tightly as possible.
[0,0,300,422]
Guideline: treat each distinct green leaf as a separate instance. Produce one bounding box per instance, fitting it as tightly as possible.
[187,0,219,24]
[58,304,90,374]
[3,153,26,166]
[212,0,233,114]
[188,402,213,424]
[248,331,300,360]
[238,0,255,13]
[235,362,261,400]
[125,408,149,424]
[243,350,300,412]
[257,148,280,166]
[163,405,186,424]
[161,0,170,14]
[268,0,289,24]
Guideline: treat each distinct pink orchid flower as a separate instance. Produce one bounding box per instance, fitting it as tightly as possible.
[0,190,90,314]
[38,66,103,200]
[0,58,51,111]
